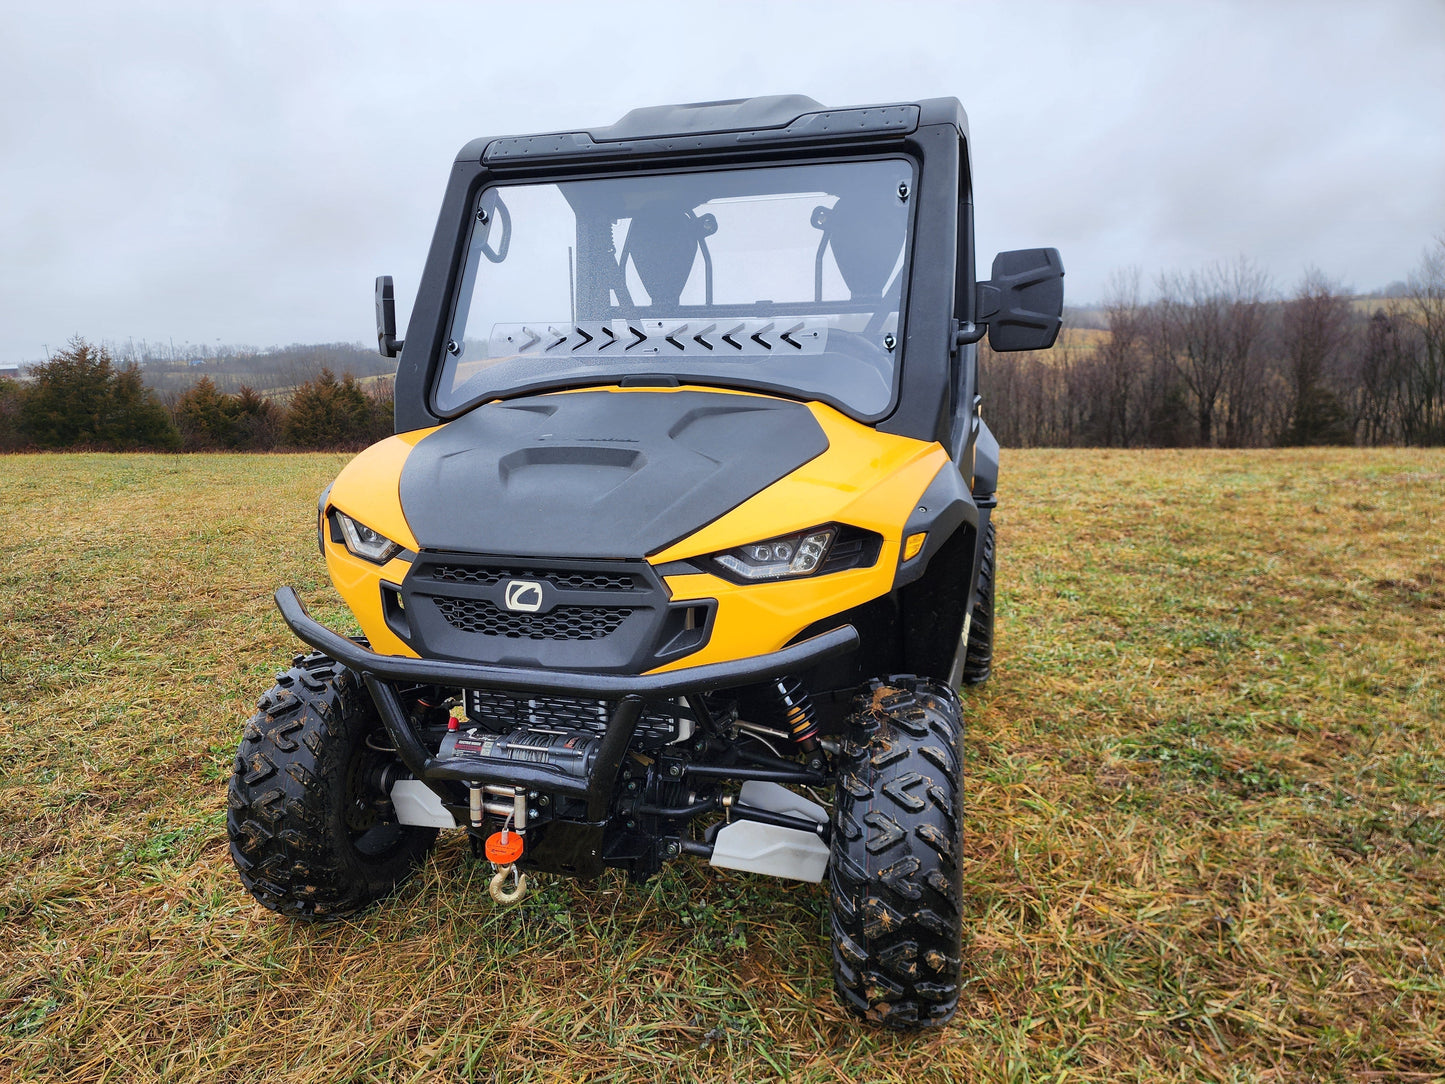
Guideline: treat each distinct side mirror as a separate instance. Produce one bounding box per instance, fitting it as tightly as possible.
[375,275,403,358]
[974,248,1064,352]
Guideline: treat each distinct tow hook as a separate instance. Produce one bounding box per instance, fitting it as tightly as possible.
[489,863,527,904]
[484,792,529,904]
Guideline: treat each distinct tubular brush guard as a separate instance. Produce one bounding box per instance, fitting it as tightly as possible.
[273,586,858,818]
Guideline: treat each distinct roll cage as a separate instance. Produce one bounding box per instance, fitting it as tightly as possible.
[392,97,976,451]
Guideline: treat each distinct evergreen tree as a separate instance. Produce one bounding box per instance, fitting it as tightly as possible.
[1287,384,1353,445]
[0,379,23,451]
[364,378,395,444]
[19,338,179,449]
[108,363,180,450]
[283,369,376,449]
[232,385,282,450]
[19,338,113,447]
[174,376,239,449]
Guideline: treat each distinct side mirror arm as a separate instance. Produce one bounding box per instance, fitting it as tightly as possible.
[953,321,987,349]
[950,280,1015,349]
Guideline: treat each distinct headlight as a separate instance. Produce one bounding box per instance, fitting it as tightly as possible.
[331,510,401,564]
[712,526,837,582]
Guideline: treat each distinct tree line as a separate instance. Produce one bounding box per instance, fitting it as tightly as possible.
[120,340,395,396]
[0,339,394,452]
[5,239,1443,453]
[985,239,1445,448]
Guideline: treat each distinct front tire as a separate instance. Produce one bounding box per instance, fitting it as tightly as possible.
[227,652,437,920]
[829,677,965,1028]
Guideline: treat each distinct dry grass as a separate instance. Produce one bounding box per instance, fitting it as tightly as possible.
[1056,327,1110,352]
[1,448,1442,1083]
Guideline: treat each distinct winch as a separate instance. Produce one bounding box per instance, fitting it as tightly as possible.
[440,726,602,781]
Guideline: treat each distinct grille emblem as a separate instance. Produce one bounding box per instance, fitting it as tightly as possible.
[503,579,544,612]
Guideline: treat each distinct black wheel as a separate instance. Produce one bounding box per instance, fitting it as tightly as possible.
[829,677,965,1029]
[227,652,437,920]
[959,522,995,686]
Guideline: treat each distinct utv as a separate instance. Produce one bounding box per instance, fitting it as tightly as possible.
[228,95,1062,1029]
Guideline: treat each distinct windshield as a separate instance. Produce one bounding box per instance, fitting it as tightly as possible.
[435,158,915,417]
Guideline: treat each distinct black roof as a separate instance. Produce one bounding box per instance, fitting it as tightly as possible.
[457,95,969,165]
[599,95,827,140]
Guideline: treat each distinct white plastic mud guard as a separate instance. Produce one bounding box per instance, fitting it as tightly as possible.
[709,780,830,882]
[391,779,460,829]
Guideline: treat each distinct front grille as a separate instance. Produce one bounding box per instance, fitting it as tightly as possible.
[401,553,691,671]
[432,565,639,591]
[434,597,633,640]
[464,689,681,746]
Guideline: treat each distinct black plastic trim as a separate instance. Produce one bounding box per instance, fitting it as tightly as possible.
[275,585,857,698]
[653,559,705,578]
[876,121,960,446]
[479,105,919,165]
[379,581,410,641]
[972,418,999,494]
[398,552,677,673]
[399,391,829,561]
[894,462,977,589]
[315,483,333,556]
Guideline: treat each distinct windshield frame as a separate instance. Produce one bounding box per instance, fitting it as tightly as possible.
[430,153,920,422]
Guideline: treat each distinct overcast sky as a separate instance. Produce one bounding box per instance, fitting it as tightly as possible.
[2,0,1442,365]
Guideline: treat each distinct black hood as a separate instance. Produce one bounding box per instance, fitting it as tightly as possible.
[398,390,829,559]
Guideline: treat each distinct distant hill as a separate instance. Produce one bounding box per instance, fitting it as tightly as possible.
[1063,305,1107,331]
[128,342,394,398]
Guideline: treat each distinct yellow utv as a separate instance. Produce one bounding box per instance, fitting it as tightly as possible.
[228,95,1062,1029]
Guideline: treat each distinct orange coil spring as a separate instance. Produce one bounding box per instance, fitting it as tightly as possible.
[774,677,819,745]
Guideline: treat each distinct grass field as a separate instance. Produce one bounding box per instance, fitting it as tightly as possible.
[1,449,1442,1083]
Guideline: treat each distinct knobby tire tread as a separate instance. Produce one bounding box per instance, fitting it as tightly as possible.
[227,652,436,920]
[830,676,965,1029]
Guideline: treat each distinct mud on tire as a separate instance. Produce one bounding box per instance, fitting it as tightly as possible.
[227,652,437,920]
[830,676,965,1029]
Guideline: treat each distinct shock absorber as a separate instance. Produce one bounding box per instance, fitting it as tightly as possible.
[773,677,819,751]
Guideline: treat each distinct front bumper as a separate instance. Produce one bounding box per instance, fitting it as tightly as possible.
[274,586,856,819]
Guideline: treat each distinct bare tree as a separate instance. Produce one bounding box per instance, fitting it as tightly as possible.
[1097,268,1147,446]
[975,248,1444,449]
[1280,269,1353,444]
[1219,259,1273,446]
[1352,309,1410,443]
[1151,259,1272,446]
[1151,270,1222,445]
[981,343,1069,448]
[1401,236,1445,443]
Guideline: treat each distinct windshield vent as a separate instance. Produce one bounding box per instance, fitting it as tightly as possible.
[488,319,829,360]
